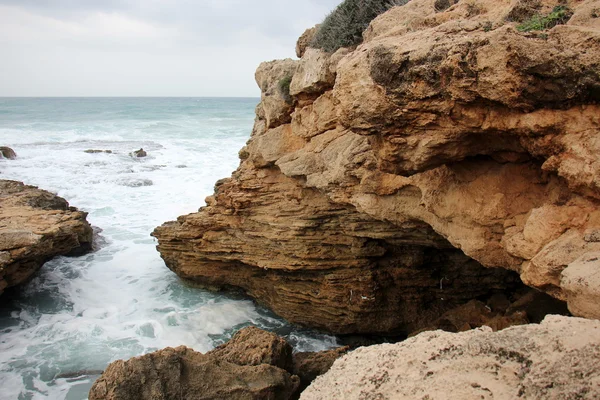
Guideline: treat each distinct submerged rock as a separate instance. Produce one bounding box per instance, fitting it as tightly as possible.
[302,315,600,400]
[84,149,113,154]
[0,180,93,297]
[89,326,346,400]
[117,178,153,188]
[0,146,17,159]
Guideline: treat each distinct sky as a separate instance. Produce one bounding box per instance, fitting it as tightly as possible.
[0,0,341,97]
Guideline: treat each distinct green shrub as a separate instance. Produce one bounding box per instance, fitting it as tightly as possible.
[517,5,573,32]
[311,0,411,53]
[278,75,293,103]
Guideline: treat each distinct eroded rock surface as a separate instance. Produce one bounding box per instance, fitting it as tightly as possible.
[154,0,600,333]
[301,315,600,400]
[89,326,346,400]
[0,180,93,297]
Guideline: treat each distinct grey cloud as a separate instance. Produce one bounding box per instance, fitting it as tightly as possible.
[0,0,341,96]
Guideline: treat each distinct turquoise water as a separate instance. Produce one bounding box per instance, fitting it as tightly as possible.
[0,98,336,400]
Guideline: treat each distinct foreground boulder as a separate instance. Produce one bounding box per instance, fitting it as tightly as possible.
[302,315,600,400]
[89,327,346,400]
[89,346,299,400]
[0,180,93,297]
[0,146,17,159]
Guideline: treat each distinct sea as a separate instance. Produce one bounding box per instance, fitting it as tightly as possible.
[0,98,337,400]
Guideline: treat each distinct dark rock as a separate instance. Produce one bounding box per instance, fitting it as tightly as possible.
[0,147,17,160]
[131,148,147,158]
[84,149,113,154]
[507,289,570,323]
[292,347,349,391]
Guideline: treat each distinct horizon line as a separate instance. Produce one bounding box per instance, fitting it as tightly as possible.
[0,96,261,99]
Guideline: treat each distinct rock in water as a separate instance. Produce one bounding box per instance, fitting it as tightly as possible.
[131,148,147,158]
[0,146,17,159]
[89,326,347,400]
[153,0,600,334]
[301,315,600,400]
[0,180,93,297]
[84,149,113,154]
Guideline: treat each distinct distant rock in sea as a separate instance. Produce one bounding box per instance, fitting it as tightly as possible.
[130,148,147,158]
[0,146,17,160]
[117,178,153,187]
[84,149,113,154]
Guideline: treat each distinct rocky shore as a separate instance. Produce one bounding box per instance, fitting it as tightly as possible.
[153,0,600,334]
[99,0,600,398]
[0,180,93,297]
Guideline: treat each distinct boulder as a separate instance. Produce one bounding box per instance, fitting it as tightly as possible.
[0,146,17,159]
[89,346,299,400]
[255,59,299,129]
[89,326,349,400]
[0,180,93,297]
[289,49,335,98]
[302,315,600,400]
[131,148,147,158]
[207,326,294,371]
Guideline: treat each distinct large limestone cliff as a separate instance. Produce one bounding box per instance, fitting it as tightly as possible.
[154,0,600,334]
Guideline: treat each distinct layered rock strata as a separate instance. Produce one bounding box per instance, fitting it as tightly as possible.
[154,0,600,333]
[89,326,346,400]
[301,315,600,400]
[0,180,93,297]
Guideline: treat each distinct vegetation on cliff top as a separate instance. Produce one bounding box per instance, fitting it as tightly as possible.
[517,5,573,32]
[311,0,411,53]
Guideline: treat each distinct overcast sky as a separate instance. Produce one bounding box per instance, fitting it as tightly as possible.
[0,0,340,97]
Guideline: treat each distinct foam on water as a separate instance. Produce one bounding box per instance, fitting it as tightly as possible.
[0,98,337,400]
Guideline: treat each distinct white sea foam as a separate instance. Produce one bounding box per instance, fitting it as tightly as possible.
[0,98,336,399]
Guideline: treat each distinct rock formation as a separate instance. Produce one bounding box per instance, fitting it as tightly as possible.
[0,146,17,159]
[0,180,93,297]
[89,326,346,400]
[154,0,600,334]
[131,148,147,158]
[301,315,600,399]
[84,149,113,154]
